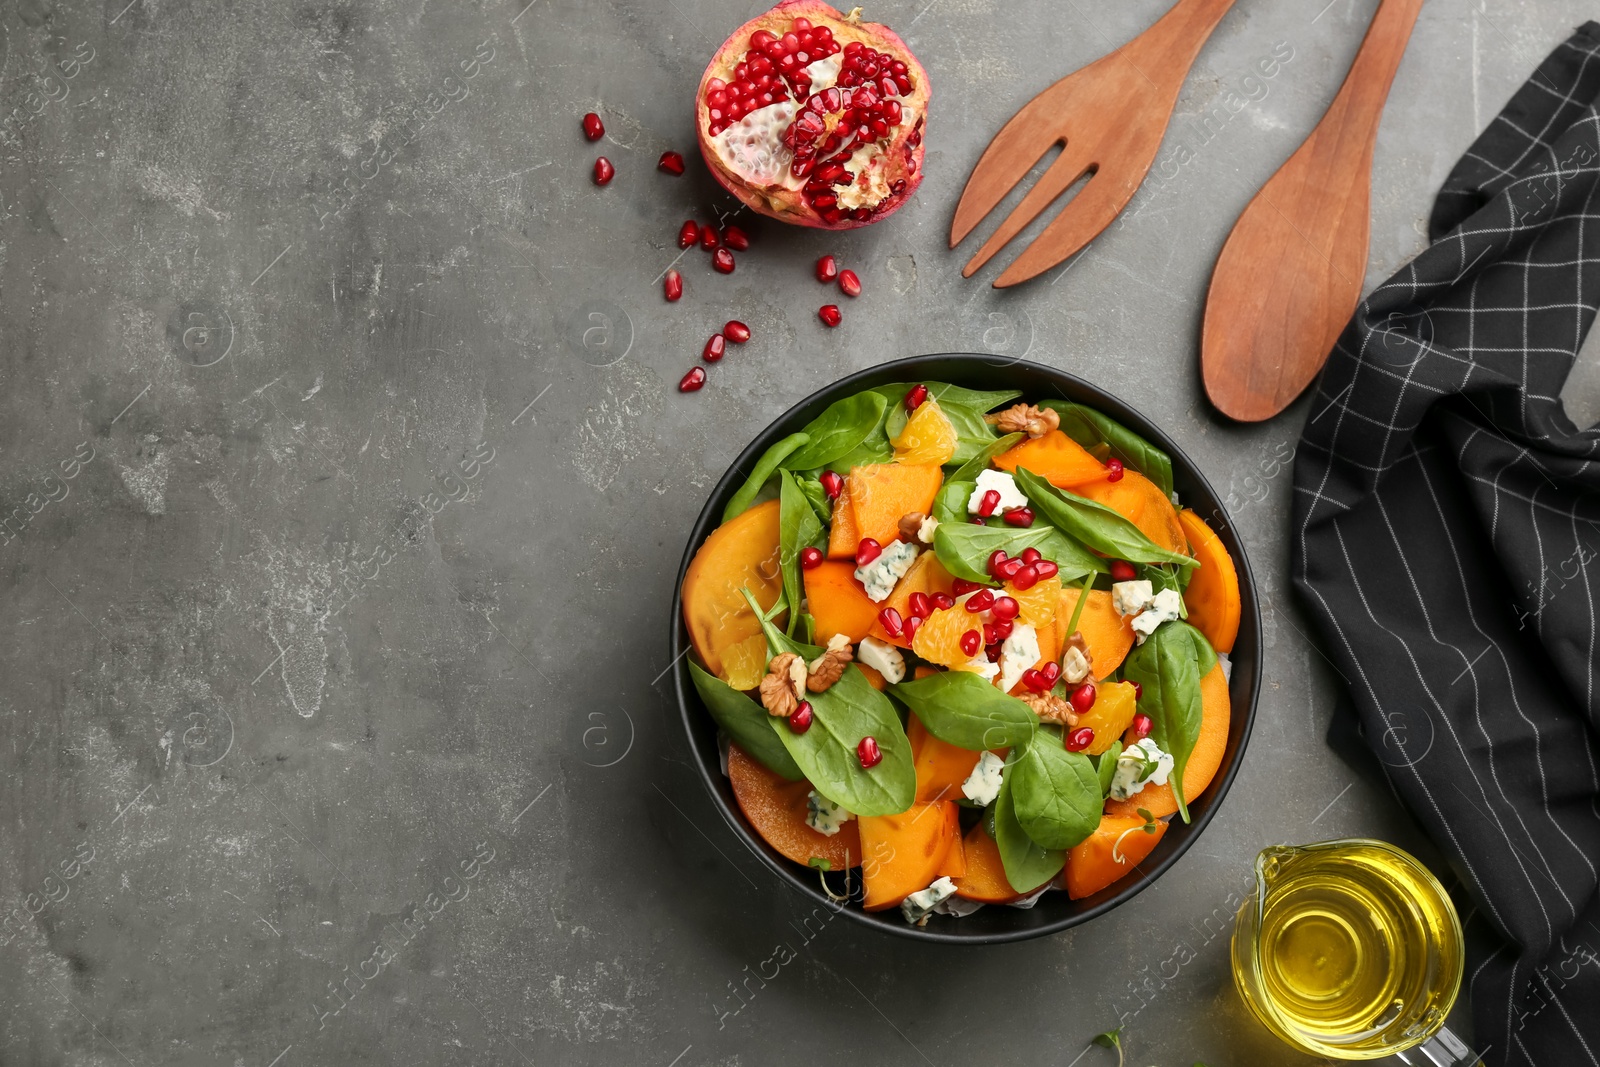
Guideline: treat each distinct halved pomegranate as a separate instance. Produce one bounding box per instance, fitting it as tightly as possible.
[696,1,929,230]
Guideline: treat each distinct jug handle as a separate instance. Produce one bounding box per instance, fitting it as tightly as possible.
[1395,1026,1483,1067]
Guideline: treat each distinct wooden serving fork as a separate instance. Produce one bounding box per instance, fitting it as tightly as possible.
[950,0,1237,288]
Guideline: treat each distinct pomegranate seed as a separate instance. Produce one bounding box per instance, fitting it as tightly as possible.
[855,538,882,567]
[902,615,921,643]
[932,592,955,611]
[1022,668,1049,692]
[970,517,987,525]
[815,254,838,282]
[664,269,683,302]
[1066,727,1095,752]
[703,334,726,362]
[987,549,1009,577]
[982,622,999,645]
[701,225,720,251]
[582,112,604,140]
[678,220,700,249]
[991,596,1020,622]
[1019,547,1042,564]
[722,225,750,251]
[592,157,615,185]
[723,320,751,343]
[976,489,1001,518]
[951,578,985,596]
[1070,683,1097,713]
[1011,564,1040,590]
[1034,560,1060,580]
[996,558,1024,581]
[1040,661,1061,686]
[965,589,995,613]
[857,736,882,768]
[905,383,928,412]
[1130,680,1144,700]
[960,629,981,657]
[985,643,1002,663]
[907,592,932,619]
[991,618,1013,641]
[1131,713,1153,739]
[789,701,814,734]
[712,248,735,274]
[800,546,823,570]
[1106,457,1126,483]
[818,304,842,327]
[1110,560,1137,582]
[678,367,706,392]
[657,150,686,175]
[838,269,861,297]
[877,606,904,638]
[820,470,844,500]
[1004,507,1036,528]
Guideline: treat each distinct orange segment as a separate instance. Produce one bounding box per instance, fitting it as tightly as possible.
[826,479,860,559]
[1073,680,1137,755]
[1107,663,1231,819]
[804,560,880,645]
[681,499,783,678]
[953,821,1023,903]
[1004,574,1061,629]
[848,463,943,548]
[1064,814,1168,899]
[992,430,1106,487]
[721,634,769,691]
[1178,509,1241,654]
[892,399,959,465]
[1053,587,1136,678]
[728,743,860,870]
[871,552,957,647]
[911,604,980,668]
[1073,469,1187,555]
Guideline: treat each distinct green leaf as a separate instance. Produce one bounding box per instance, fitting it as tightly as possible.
[889,672,1037,751]
[723,432,811,522]
[808,857,832,871]
[796,476,833,526]
[1095,740,1123,797]
[1043,400,1174,499]
[1014,468,1197,568]
[778,472,824,637]
[1120,622,1207,823]
[687,661,804,780]
[1009,731,1103,850]
[993,763,1065,893]
[949,431,1024,480]
[933,521,1106,584]
[1092,1028,1122,1049]
[932,479,974,525]
[785,392,889,470]
[878,383,1021,465]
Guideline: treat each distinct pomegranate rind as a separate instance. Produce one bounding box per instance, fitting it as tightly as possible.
[696,0,930,230]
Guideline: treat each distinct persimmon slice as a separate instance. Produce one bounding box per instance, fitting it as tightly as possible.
[1064,814,1169,899]
[1178,509,1241,654]
[804,560,880,644]
[728,743,859,870]
[992,429,1106,487]
[1053,587,1136,678]
[953,821,1023,904]
[1106,663,1230,819]
[858,801,959,910]
[682,499,783,678]
[1073,469,1186,555]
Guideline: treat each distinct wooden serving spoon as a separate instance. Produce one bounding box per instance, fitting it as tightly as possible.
[1200,0,1425,422]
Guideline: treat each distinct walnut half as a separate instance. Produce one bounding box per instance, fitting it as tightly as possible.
[1021,691,1078,726]
[986,403,1060,439]
[759,652,806,717]
[807,634,854,692]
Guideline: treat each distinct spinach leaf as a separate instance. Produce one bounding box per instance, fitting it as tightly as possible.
[993,758,1065,893]
[932,480,974,525]
[950,432,1024,481]
[743,590,916,816]
[933,521,1106,584]
[723,432,810,522]
[1009,731,1103,850]
[1014,468,1196,568]
[688,661,805,780]
[796,476,833,525]
[1095,740,1124,797]
[1042,400,1174,498]
[785,392,888,470]
[778,472,824,637]
[1120,622,1206,823]
[889,672,1037,751]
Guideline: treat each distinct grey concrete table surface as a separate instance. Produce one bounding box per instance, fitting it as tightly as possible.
[2,0,1595,1064]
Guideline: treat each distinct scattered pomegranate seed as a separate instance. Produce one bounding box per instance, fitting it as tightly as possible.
[664,269,683,302]
[1110,560,1137,582]
[951,578,985,596]
[904,383,928,412]
[902,615,921,643]
[976,489,1001,518]
[970,517,987,525]
[701,226,720,251]
[789,701,814,734]
[991,618,1014,641]
[987,550,1009,577]
[985,643,1003,663]
[816,254,838,282]
[678,220,700,249]
[1002,507,1034,528]
[713,248,736,274]
[678,367,706,392]
[1022,668,1049,692]
[1034,560,1059,580]
[1130,680,1144,700]
[820,470,843,500]
[582,112,604,140]
[723,225,750,251]
[960,629,981,657]
[838,269,862,297]
[1040,662,1061,686]
[907,592,932,619]
[1106,457,1125,483]
[965,589,995,612]
[996,557,1024,581]
[592,157,615,185]
[857,736,882,768]
[1011,564,1040,590]
[932,592,955,611]
[723,320,751,344]
[877,606,904,638]
[855,538,882,567]
[1131,713,1153,739]
[818,304,842,326]
[1070,683,1097,713]
[703,333,726,362]
[991,596,1020,622]
[800,546,823,570]
[658,150,686,175]
[1066,727,1095,752]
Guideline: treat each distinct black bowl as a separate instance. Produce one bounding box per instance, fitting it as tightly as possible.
[670,354,1260,943]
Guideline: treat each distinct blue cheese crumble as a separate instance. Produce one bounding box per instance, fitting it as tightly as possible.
[996,623,1040,693]
[962,750,1006,806]
[805,791,853,836]
[856,635,906,684]
[968,469,1029,515]
[1108,739,1175,801]
[1130,588,1183,643]
[854,539,919,603]
[900,876,958,925]
[1111,579,1155,617]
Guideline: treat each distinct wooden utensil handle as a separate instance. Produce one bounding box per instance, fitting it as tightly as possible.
[1125,0,1239,73]
[1321,0,1425,150]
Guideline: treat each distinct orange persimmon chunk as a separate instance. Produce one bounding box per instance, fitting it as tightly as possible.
[682,499,783,678]
[1178,509,1241,654]
[804,560,880,645]
[908,714,984,804]
[847,463,943,548]
[953,822,1023,904]
[871,553,958,647]
[858,801,960,911]
[1074,469,1187,556]
[728,743,860,871]
[1106,663,1231,819]
[1064,814,1169,899]
[1053,587,1136,677]
[937,803,968,879]
[992,430,1107,487]
[826,479,860,559]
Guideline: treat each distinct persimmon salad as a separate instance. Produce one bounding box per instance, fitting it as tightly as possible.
[682,382,1241,924]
